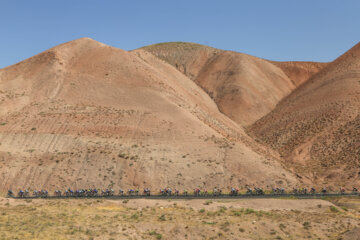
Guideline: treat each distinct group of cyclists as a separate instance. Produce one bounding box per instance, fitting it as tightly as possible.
[7,186,359,198]
[14,189,49,198]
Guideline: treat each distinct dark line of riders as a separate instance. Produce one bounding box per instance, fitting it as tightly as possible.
[7,187,359,198]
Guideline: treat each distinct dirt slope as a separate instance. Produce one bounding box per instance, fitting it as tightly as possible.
[250,42,360,186]
[141,42,326,127]
[0,38,297,192]
[270,61,329,86]
[140,42,221,81]
[195,51,295,126]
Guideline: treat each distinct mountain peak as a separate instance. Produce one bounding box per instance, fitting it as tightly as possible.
[50,37,107,53]
[66,37,106,46]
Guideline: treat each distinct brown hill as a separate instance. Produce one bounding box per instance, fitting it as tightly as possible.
[195,51,295,126]
[270,61,329,87]
[0,38,297,192]
[140,42,221,81]
[141,42,326,127]
[250,42,360,187]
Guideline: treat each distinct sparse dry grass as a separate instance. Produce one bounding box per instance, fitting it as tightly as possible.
[0,198,359,239]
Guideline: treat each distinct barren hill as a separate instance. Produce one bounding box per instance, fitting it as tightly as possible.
[141,42,326,126]
[195,51,294,126]
[250,42,360,186]
[140,42,221,81]
[0,38,297,192]
[270,61,329,87]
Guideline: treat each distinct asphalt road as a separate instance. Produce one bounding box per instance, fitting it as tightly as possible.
[8,193,360,200]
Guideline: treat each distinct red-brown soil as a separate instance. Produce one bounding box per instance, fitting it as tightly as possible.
[0,38,357,191]
[140,42,221,81]
[142,43,327,126]
[250,42,360,187]
[0,38,297,192]
[270,61,329,87]
[195,51,294,126]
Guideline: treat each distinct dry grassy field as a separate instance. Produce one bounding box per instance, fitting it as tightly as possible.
[1,197,360,240]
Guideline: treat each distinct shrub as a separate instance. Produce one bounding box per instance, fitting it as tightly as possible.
[158,214,166,221]
[149,231,162,239]
[303,221,311,229]
[218,206,227,213]
[221,221,230,227]
[199,208,205,213]
[330,206,339,213]
[206,211,216,217]
[245,208,255,214]
[232,211,242,216]
[256,210,266,217]
[231,209,243,217]
[340,206,348,211]
[279,223,286,230]
[202,221,217,225]
[85,229,93,236]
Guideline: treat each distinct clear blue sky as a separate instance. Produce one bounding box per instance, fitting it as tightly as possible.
[1,1,359,68]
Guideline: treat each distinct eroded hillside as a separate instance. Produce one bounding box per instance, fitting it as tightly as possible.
[250,42,360,186]
[270,61,328,86]
[0,38,297,192]
[141,42,326,126]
